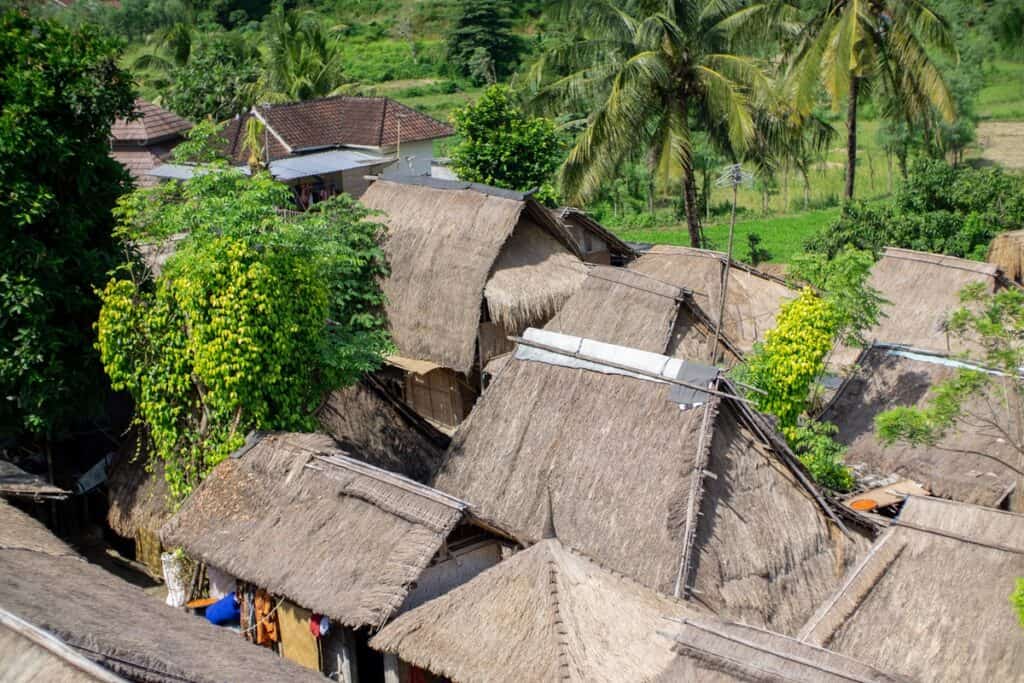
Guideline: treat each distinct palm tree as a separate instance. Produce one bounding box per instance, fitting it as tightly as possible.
[528,0,778,247]
[789,1,956,200]
[256,8,351,103]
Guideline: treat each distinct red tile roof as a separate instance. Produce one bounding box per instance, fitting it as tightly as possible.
[111,99,192,145]
[221,96,453,163]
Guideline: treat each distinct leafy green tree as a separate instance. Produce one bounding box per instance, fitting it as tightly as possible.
[449,85,563,192]
[790,0,957,200]
[529,0,772,247]
[0,11,135,445]
[166,33,261,120]
[806,159,1024,260]
[446,0,520,84]
[96,130,391,497]
[257,7,350,102]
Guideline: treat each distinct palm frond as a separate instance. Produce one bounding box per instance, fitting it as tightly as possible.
[696,64,755,154]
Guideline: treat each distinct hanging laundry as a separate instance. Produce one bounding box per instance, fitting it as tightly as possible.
[254,589,279,646]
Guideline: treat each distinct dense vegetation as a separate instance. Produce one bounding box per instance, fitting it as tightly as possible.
[96,128,391,497]
[0,11,135,446]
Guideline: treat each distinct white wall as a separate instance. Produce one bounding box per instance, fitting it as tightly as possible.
[391,139,435,177]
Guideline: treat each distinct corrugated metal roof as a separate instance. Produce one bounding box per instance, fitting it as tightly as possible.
[268,149,388,181]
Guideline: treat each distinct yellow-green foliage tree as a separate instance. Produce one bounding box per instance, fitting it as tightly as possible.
[97,130,391,497]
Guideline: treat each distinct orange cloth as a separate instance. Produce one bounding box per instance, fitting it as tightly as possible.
[254,589,279,645]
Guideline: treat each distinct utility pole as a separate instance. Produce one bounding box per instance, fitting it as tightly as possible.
[710,164,754,364]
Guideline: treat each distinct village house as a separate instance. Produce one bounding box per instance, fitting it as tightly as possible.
[821,343,1024,512]
[554,207,637,266]
[627,245,795,356]
[160,432,512,681]
[360,176,588,430]
[110,99,192,187]
[431,328,872,636]
[799,495,1024,682]
[148,96,453,203]
[0,499,322,683]
[370,538,902,683]
[830,247,1020,367]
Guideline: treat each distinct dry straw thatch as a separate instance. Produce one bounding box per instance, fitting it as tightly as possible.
[0,500,322,683]
[821,345,1024,511]
[1,609,127,683]
[988,229,1024,284]
[799,496,1024,682]
[628,246,794,355]
[655,616,907,682]
[361,178,585,374]
[0,460,67,500]
[544,266,743,363]
[432,342,867,635]
[556,207,637,264]
[317,377,448,482]
[831,247,1009,368]
[372,539,682,682]
[161,432,467,629]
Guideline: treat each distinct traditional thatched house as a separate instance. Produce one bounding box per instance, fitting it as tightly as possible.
[161,432,510,679]
[821,344,1024,512]
[831,247,1017,367]
[628,245,795,355]
[0,499,323,683]
[105,439,173,575]
[988,229,1024,284]
[544,265,744,364]
[110,99,192,188]
[361,176,588,428]
[370,539,901,683]
[432,328,870,635]
[555,207,637,265]
[799,495,1024,681]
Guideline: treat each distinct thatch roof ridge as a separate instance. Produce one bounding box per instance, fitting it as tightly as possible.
[161,432,467,628]
[0,459,69,500]
[881,246,999,276]
[557,207,638,259]
[798,496,1024,681]
[820,344,1023,509]
[0,502,324,683]
[0,608,128,682]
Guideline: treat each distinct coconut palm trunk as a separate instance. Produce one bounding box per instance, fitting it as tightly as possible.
[844,75,859,201]
[682,166,703,247]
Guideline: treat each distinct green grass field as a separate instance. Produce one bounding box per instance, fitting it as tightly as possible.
[979,60,1024,120]
[615,208,841,264]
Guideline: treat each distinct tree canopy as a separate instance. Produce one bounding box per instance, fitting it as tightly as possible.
[96,130,392,497]
[449,85,562,194]
[0,11,135,443]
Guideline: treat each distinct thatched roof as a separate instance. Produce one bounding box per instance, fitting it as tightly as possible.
[317,377,448,483]
[799,496,1024,681]
[655,616,906,682]
[821,345,1024,510]
[832,247,1009,367]
[432,330,867,635]
[556,207,637,263]
[0,500,322,683]
[628,246,794,355]
[1,609,127,682]
[106,446,172,539]
[161,432,469,629]
[361,177,586,373]
[544,265,743,364]
[371,539,682,682]
[0,459,68,500]
[987,229,1024,284]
